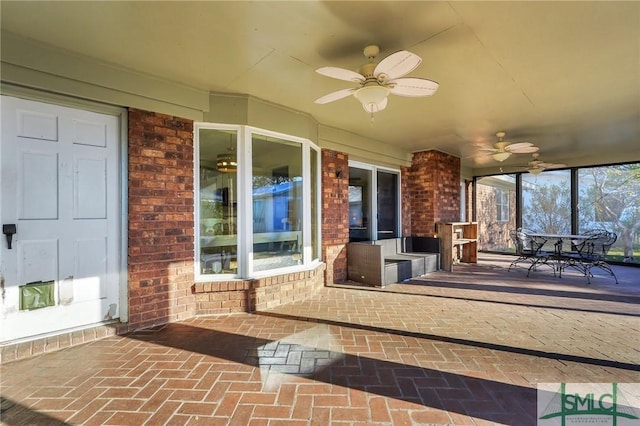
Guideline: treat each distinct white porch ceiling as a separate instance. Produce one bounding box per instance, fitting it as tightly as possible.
[1,1,639,173]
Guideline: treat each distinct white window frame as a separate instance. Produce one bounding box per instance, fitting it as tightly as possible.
[195,123,321,281]
[496,188,510,222]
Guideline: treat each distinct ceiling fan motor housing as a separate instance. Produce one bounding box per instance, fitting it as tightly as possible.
[359,62,377,79]
[363,45,380,59]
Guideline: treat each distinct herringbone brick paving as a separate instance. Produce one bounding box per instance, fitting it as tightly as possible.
[1,254,639,425]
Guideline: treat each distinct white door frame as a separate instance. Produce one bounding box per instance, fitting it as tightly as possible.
[1,84,129,325]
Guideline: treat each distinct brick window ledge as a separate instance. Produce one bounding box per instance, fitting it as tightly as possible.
[192,263,326,314]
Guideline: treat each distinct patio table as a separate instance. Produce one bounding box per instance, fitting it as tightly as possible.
[527,233,592,278]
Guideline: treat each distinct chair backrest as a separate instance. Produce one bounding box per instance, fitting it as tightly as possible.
[583,228,607,237]
[591,231,617,258]
[509,230,521,254]
[576,231,616,260]
[515,229,535,254]
[529,235,549,253]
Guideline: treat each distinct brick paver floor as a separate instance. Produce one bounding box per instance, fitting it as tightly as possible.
[1,254,639,425]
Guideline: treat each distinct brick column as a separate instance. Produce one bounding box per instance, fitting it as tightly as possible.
[321,149,349,283]
[408,150,461,236]
[127,109,195,330]
[465,179,473,222]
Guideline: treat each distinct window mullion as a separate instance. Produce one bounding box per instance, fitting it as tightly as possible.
[239,127,253,277]
[302,143,311,264]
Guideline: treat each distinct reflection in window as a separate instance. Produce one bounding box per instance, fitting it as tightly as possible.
[349,186,363,226]
[197,125,320,279]
[348,166,399,242]
[198,129,238,275]
[348,167,371,242]
[377,171,398,239]
[476,175,516,252]
[252,134,303,272]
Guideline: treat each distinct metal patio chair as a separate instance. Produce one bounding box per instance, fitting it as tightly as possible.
[509,228,555,276]
[560,230,618,284]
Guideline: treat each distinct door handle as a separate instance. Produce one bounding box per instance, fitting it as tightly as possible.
[3,224,16,249]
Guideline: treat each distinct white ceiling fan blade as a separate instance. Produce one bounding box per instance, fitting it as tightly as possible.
[505,142,533,150]
[508,146,539,154]
[374,51,421,80]
[388,77,439,97]
[316,67,365,83]
[512,146,539,154]
[362,96,388,113]
[314,88,357,104]
[505,142,538,153]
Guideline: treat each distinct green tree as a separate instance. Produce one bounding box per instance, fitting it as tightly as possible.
[580,164,640,261]
[523,181,573,234]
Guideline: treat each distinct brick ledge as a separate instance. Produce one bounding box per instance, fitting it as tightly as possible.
[193,263,326,314]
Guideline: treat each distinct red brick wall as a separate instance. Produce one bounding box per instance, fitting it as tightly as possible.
[192,264,326,314]
[129,109,328,320]
[321,149,349,283]
[127,109,196,330]
[408,150,461,236]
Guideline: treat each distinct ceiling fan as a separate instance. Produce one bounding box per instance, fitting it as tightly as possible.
[524,153,567,175]
[480,131,539,162]
[314,45,439,119]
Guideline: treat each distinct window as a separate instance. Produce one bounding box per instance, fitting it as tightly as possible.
[348,167,371,242]
[198,128,238,275]
[474,161,640,265]
[348,162,400,242]
[251,134,302,272]
[522,169,571,234]
[476,175,516,252]
[196,124,320,279]
[496,188,510,222]
[377,170,399,240]
[578,164,640,263]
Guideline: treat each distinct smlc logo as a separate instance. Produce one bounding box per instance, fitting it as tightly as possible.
[538,383,640,426]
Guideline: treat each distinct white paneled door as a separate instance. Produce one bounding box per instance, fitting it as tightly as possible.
[0,96,121,342]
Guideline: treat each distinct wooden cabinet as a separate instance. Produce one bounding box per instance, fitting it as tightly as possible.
[436,222,478,272]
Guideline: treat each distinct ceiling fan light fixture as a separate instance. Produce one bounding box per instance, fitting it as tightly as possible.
[354,85,389,109]
[216,152,237,173]
[528,166,544,175]
[217,134,237,173]
[492,151,512,162]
